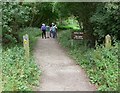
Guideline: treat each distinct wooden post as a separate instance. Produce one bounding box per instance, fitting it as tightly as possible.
[105,34,111,48]
[95,40,98,47]
[71,39,74,48]
[23,34,29,61]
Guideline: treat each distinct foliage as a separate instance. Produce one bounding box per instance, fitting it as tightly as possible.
[86,45,118,91]
[2,2,58,45]
[2,2,120,46]
[2,27,41,91]
[56,2,120,46]
[58,30,119,91]
[54,2,71,25]
[2,46,41,91]
[58,30,71,48]
[32,2,59,27]
[57,26,73,30]
[19,27,41,50]
[90,2,120,41]
[2,2,31,44]
[57,17,80,30]
[0,45,2,92]
[55,2,98,47]
[56,2,97,31]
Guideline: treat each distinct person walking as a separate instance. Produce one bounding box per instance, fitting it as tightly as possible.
[41,23,46,39]
[51,24,57,38]
[54,24,58,38]
[50,23,53,38]
[46,25,50,38]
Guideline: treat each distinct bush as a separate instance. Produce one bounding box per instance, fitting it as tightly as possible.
[2,2,31,44]
[57,30,119,91]
[58,30,71,48]
[19,27,41,50]
[57,25,80,30]
[83,44,118,91]
[90,3,120,41]
[0,45,2,92]
[2,46,41,91]
[57,26,73,30]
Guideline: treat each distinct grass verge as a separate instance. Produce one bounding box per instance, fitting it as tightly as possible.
[57,30,119,91]
[2,27,42,91]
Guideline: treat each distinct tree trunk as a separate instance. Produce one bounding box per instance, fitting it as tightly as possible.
[19,0,24,5]
[77,18,96,48]
[29,3,36,27]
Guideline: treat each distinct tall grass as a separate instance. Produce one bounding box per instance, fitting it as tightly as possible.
[57,30,119,91]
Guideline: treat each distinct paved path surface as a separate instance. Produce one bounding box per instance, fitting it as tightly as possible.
[34,38,97,91]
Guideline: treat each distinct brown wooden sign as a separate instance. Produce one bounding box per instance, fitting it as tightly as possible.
[72,32,84,40]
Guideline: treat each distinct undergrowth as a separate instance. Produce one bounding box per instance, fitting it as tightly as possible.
[2,27,42,91]
[57,30,119,91]
[2,46,41,91]
[19,27,41,50]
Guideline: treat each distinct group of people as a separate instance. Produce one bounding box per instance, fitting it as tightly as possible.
[41,23,57,39]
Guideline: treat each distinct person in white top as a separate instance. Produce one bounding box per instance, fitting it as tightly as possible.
[50,23,57,38]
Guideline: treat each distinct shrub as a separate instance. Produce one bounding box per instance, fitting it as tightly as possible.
[2,46,41,91]
[19,27,41,50]
[57,26,73,30]
[84,44,118,91]
[58,30,119,91]
[0,45,2,92]
[57,25,80,30]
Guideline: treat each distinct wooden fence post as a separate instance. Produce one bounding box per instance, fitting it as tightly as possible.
[23,34,29,61]
[105,34,111,48]
[71,39,74,47]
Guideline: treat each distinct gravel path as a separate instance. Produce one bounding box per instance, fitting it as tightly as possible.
[34,38,97,91]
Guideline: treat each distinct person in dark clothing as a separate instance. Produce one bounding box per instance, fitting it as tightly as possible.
[41,24,46,39]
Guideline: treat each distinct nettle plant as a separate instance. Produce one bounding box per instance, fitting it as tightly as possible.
[2,2,31,44]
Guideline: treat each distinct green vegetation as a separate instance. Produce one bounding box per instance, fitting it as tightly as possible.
[2,2,58,45]
[19,27,41,50]
[57,17,80,30]
[2,2,120,45]
[2,46,41,91]
[2,2,119,91]
[90,3,120,41]
[2,2,31,44]
[2,28,41,91]
[55,2,120,46]
[58,30,119,91]
[0,45,2,92]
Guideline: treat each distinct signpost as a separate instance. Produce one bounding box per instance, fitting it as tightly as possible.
[71,31,84,47]
[105,34,111,48]
[72,32,84,40]
[23,34,29,62]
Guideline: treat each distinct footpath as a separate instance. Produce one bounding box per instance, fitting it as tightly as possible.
[34,38,97,91]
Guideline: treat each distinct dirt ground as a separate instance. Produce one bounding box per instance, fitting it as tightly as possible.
[34,38,97,91]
